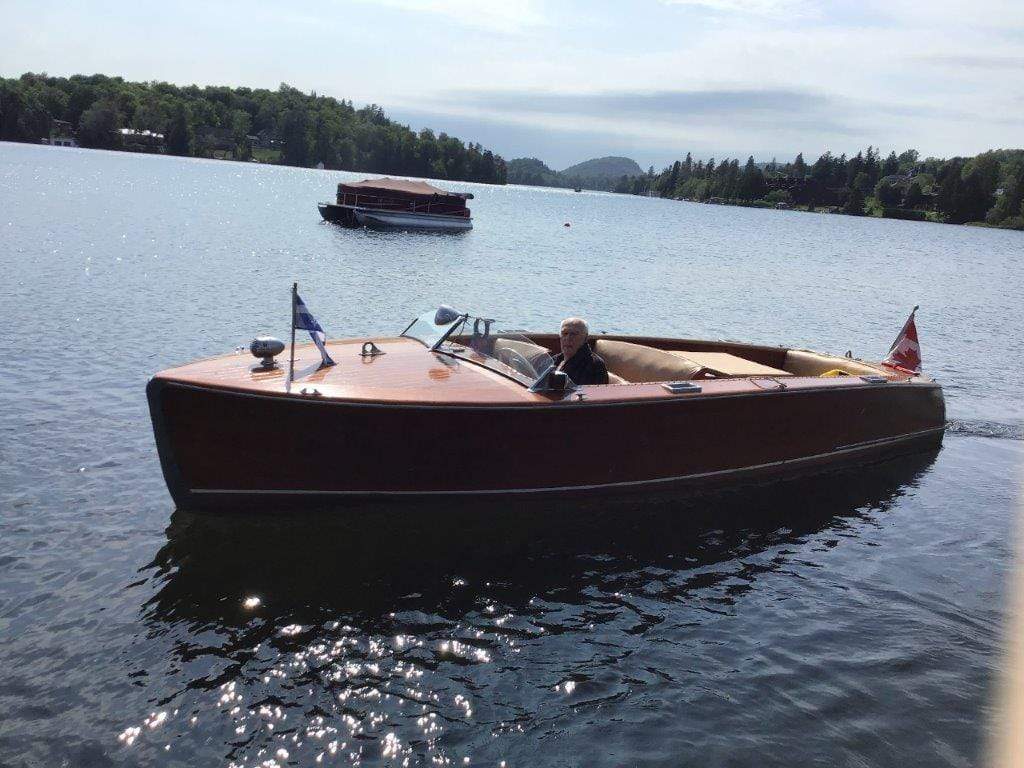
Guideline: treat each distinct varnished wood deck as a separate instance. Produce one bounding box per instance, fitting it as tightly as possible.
[153,335,920,407]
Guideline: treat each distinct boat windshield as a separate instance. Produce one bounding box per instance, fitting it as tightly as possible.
[401,309,462,349]
[401,309,555,387]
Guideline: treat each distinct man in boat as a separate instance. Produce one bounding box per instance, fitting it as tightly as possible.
[552,317,609,385]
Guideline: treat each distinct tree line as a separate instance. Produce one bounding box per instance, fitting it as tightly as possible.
[0,72,507,184]
[617,147,1024,228]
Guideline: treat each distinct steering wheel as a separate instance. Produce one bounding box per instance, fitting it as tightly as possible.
[497,347,536,378]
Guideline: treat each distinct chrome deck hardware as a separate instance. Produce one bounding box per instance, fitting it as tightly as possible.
[250,335,285,369]
[662,382,702,394]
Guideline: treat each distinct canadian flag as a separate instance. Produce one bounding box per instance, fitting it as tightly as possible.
[882,306,922,374]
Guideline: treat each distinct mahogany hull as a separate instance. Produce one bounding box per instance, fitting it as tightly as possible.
[147,377,945,511]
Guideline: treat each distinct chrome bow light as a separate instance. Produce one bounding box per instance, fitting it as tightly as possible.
[250,335,285,369]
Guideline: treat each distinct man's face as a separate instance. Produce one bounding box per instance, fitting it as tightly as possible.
[560,322,586,360]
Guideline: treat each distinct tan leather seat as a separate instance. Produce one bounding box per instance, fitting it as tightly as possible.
[492,337,553,377]
[669,351,790,378]
[492,337,550,363]
[783,349,886,377]
[594,339,705,383]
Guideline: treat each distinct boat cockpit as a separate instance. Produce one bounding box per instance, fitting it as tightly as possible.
[401,307,568,391]
[400,307,892,390]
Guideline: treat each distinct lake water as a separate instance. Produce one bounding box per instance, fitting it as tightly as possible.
[0,141,1022,767]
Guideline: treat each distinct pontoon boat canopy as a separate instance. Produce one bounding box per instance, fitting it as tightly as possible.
[338,178,473,200]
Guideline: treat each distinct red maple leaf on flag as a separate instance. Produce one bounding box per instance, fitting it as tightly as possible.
[882,306,921,374]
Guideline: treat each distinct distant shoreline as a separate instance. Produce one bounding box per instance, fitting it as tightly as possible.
[509,147,1024,231]
[1,72,508,186]
[619,149,1024,231]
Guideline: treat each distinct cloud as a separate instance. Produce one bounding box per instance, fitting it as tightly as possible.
[440,88,854,133]
[392,86,883,166]
[357,0,546,33]
[914,54,1024,70]
[397,84,1009,167]
[660,0,814,18]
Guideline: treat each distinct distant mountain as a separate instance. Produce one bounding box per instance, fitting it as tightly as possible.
[507,155,644,191]
[506,157,562,187]
[560,156,643,179]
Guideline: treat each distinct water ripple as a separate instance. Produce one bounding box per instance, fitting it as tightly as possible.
[0,143,1020,767]
[947,419,1024,441]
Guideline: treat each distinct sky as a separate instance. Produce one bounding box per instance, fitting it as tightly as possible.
[2,0,1023,169]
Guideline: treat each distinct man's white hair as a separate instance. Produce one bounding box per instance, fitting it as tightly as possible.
[560,317,589,335]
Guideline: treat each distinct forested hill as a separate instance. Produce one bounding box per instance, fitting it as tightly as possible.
[0,73,507,184]
[561,156,642,179]
[507,154,644,190]
[629,148,1024,229]
[506,157,562,187]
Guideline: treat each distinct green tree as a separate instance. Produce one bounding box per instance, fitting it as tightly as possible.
[843,185,866,215]
[811,152,834,184]
[737,156,767,200]
[131,95,166,133]
[874,179,902,208]
[0,80,50,141]
[863,146,880,186]
[853,171,873,195]
[881,151,900,177]
[280,107,312,166]
[904,180,925,209]
[77,99,121,148]
[231,109,251,148]
[937,160,968,223]
[897,149,919,172]
[791,152,808,179]
[165,104,192,155]
[988,162,1024,224]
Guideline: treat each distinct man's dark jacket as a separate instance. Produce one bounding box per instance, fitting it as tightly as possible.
[551,344,609,385]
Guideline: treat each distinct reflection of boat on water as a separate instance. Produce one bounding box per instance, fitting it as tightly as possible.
[317,178,473,231]
[146,305,945,511]
[144,451,939,629]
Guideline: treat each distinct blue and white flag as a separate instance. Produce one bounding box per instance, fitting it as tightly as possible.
[293,292,336,367]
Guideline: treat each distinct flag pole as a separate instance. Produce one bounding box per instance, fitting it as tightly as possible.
[288,282,297,392]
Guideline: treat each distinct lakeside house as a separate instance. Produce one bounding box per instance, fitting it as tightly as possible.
[41,119,77,147]
[251,128,280,149]
[119,128,165,152]
[878,173,913,189]
[195,126,235,159]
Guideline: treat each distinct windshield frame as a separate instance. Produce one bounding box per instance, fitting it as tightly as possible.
[399,309,467,350]
[400,310,564,389]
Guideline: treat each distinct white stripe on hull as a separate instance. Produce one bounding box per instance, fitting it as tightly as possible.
[354,208,473,230]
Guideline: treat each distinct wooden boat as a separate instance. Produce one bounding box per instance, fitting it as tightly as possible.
[318,178,473,231]
[146,308,945,510]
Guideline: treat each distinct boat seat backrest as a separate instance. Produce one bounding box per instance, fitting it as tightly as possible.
[491,337,558,379]
[783,349,885,377]
[491,338,628,384]
[492,337,551,364]
[594,339,705,383]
